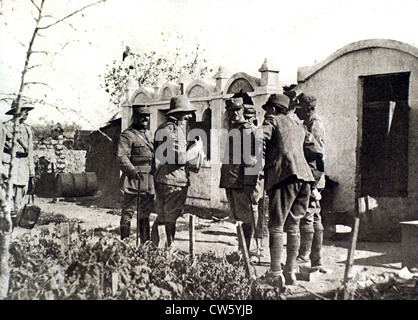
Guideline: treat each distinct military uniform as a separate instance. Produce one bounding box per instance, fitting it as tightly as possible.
[220,96,260,250]
[0,115,35,223]
[261,93,323,286]
[296,94,326,269]
[117,106,155,241]
[151,95,196,247]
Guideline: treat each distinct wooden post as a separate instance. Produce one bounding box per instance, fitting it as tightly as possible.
[342,196,376,300]
[60,222,70,255]
[236,222,255,280]
[189,214,195,258]
[157,224,167,248]
[343,216,360,299]
[136,190,141,247]
[111,272,119,296]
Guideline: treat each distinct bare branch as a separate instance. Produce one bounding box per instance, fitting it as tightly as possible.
[31,50,48,55]
[30,0,41,12]
[42,14,76,31]
[38,0,106,30]
[24,81,54,91]
[27,64,42,70]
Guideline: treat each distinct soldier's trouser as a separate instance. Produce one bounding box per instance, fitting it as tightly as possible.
[268,178,311,274]
[120,191,154,241]
[225,186,255,250]
[9,185,27,228]
[250,180,264,240]
[298,200,324,266]
[151,182,188,247]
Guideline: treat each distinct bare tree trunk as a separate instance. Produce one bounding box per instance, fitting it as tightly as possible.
[0,0,107,300]
[0,0,45,300]
[0,188,12,299]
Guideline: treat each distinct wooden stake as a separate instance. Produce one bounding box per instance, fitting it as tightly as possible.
[343,196,373,300]
[343,216,360,299]
[236,222,255,280]
[157,224,167,248]
[60,222,70,255]
[111,272,119,296]
[189,214,195,258]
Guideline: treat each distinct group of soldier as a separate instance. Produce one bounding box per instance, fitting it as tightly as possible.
[0,86,326,291]
[118,88,326,290]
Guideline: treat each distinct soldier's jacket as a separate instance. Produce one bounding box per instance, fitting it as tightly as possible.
[0,120,35,186]
[262,113,323,192]
[220,120,260,189]
[153,118,190,187]
[304,114,326,189]
[117,127,155,195]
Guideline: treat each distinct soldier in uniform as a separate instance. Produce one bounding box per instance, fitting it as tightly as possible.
[261,93,323,287]
[117,105,155,242]
[0,102,35,228]
[151,95,196,247]
[243,102,264,257]
[295,93,327,272]
[220,92,260,252]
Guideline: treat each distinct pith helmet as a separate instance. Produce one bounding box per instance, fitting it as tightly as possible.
[132,104,151,114]
[262,93,290,110]
[5,100,34,115]
[166,95,196,115]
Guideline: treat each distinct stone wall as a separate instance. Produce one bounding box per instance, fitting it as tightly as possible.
[33,132,87,197]
[34,134,86,174]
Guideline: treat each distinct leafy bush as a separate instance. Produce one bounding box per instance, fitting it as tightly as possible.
[8,227,254,300]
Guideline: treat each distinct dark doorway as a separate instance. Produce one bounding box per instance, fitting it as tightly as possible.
[360,72,410,197]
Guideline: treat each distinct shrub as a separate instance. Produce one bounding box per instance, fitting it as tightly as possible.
[8,227,254,300]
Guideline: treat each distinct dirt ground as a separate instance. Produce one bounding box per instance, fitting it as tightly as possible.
[12,196,417,300]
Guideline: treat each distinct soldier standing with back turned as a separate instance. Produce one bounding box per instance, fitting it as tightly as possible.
[117,105,155,242]
[261,93,323,288]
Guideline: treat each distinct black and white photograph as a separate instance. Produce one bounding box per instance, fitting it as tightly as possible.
[0,0,417,310]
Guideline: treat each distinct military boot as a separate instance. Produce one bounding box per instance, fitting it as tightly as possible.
[165,223,176,247]
[11,211,17,230]
[310,230,324,269]
[150,222,160,246]
[120,225,130,240]
[269,231,285,273]
[284,233,300,286]
[242,222,253,252]
[297,231,314,264]
[139,218,150,244]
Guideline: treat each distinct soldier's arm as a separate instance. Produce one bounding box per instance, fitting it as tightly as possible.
[310,119,325,149]
[117,132,137,178]
[154,125,187,166]
[242,126,257,168]
[303,129,324,172]
[261,115,276,157]
[28,125,35,177]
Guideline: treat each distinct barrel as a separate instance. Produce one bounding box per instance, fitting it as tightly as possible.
[56,172,98,197]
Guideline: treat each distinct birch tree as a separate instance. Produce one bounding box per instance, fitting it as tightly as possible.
[0,0,108,299]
